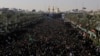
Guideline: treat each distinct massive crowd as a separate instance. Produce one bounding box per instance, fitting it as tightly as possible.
[0,18,100,56]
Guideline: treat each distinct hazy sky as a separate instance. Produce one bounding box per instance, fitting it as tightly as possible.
[0,0,100,11]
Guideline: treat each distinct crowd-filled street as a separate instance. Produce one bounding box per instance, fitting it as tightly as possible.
[0,18,99,56]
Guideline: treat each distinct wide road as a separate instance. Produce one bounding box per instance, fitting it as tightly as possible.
[0,17,98,56]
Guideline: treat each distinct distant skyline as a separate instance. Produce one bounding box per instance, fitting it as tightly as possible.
[0,0,100,11]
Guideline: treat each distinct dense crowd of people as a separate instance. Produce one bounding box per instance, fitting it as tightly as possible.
[0,18,100,56]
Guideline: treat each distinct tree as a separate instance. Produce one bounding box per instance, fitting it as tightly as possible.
[32,9,36,13]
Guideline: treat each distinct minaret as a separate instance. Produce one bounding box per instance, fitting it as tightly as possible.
[52,6,55,13]
[57,8,60,13]
[48,6,50,13]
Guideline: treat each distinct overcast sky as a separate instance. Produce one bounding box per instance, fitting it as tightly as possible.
[0,0,100,11]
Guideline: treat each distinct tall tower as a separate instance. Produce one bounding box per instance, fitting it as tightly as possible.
[48,6,50,13]
[52,6,55,13]
[57,8,60,13]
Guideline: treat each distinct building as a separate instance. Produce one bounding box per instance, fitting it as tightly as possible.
[0,11,2,14]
